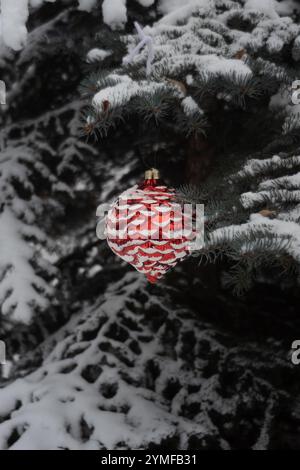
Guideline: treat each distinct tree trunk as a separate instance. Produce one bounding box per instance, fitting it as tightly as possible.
[185,134,215,184]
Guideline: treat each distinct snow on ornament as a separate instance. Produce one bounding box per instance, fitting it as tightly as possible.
[105,169,197,283]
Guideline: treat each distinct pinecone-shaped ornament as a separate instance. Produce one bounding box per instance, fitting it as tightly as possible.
[106,169,195,283]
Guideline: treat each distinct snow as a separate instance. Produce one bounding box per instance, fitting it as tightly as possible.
[292,36,300,61]
[0,262,292,449]
[0,0,163,53]
[159,0,188,15]
[276,0,300,15]
[157,0,209,26]
[92,1,265,121]
[259,172,300,191]
[0,0,166,50]
[93,74,169,109]
[102,0,127,29]
[197,56,251,76]
[211,151,300,264]
[244,0,279,19]
[0,0,98,51]
[270,85,300,132]
[241,189,300,208]
[236,155,300,178]
[0,0,28,50]
[77,0,97,11]
[0,209,50,324]
[250,214,300,262]
[212,212,300,263]
[102,0,155,28]
[181,96,203,116]
[137,0,155,6]
[0,103,84,326]
[89,0,300,124]
[87,265,103,277]
[0,273,209,449]
[87,48,112,63]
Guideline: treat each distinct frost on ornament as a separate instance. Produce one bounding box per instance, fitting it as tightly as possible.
[105,169,196,283]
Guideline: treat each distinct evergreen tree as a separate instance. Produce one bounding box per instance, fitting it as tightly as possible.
[1,270,300,450]
[0,1,103,346]
[83,0,300,292]
[0,0,300,451]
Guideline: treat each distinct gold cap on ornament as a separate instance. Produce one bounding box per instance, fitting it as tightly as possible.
[145,168,160,179]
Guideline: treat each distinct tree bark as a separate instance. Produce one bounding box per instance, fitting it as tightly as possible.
[185,134,215,184]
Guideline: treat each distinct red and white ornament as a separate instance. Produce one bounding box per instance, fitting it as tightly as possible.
[106,169,195,283]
